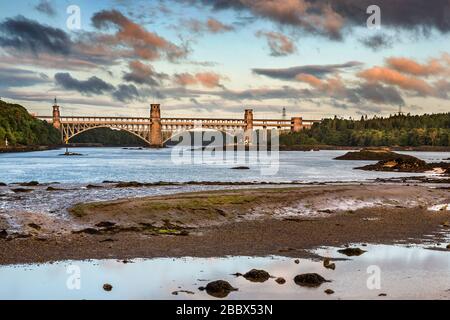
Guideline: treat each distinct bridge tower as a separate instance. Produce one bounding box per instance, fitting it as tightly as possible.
[291,117,303,133]
[52,98,61,130]
[244,109,254,144]
[150,104,163,148]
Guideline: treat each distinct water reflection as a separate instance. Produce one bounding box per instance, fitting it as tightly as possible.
[0,244,449,300]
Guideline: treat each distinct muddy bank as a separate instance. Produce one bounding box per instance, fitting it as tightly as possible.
[0,185,449,265]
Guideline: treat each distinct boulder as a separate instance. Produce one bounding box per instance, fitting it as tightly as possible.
[324,289,335,295]
[294,273,330,287]
[231,166,250,170]
[243,269,271,283]
[200,280,238,298]
[323,258,336,270]
[103,284,113,292]
[11,188,33,193]
[19,181,39,187]
[275,277,286,285]
[338,247,366,256]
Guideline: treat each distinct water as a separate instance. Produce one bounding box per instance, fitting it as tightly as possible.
[0,148,447,184]
[1,244,449,300]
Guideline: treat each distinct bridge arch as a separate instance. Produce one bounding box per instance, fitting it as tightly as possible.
[65,125,151,145]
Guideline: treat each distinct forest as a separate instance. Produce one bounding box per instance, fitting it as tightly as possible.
[280,113,450,147]
[0,101,60,146]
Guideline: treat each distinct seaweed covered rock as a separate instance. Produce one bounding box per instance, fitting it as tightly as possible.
[200,280,238,298]
[294,273,330,287]
[335,148,416,161]
[338,247,366,256]
[243,269,270,283]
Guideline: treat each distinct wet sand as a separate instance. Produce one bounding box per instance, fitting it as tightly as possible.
[1,184,449,265]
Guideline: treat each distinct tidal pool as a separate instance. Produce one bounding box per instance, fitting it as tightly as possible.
[0,244,449,300]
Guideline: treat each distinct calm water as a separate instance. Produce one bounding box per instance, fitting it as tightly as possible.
[0,148,448,184]
[1,244,449,300]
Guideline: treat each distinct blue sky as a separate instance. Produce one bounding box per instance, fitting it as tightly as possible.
[0,0,449,119]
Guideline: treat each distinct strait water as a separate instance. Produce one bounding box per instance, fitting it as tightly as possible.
[0,147,448,184]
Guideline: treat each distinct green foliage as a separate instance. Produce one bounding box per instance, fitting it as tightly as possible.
[0,100,61,146]
[71,127,147,146]
[280,113,450,147]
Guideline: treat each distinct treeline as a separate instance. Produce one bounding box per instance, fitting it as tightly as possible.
[0,101,60,146]
[280,113,450,147]
[71,127,147,146]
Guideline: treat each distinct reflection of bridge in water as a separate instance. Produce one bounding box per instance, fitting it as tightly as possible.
[36,100,321,147]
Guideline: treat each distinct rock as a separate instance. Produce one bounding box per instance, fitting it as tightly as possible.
[231,272,243,277]
[0,229,7,239]
[103,284,113,292]
[46,186,62,191]
[446,244,450,250]
[294,259,300,264]
[338,247,366,256]
[231,166,250,170]
[324,289,335,295]
[11,188,33,193]
[442,221,450,228]
[378,293,387,297]
[323,258,336,270]
[86,184,103,189]
[95,221,116,228]
[0,182,7,186]
[73,228,102,235]
[200,280,238,298]
[19,181,39,187]
[115,181,145,188]
[172,290,194,296]
[28,223,41,230]
[243,269,271,283]
[294,273,330,287]
[275,277,286,285]
[335,149,415,161]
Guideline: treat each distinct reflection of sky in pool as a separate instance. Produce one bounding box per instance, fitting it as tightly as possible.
[1,244,449,300]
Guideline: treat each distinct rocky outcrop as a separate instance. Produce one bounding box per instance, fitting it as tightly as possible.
[338,247,366,256]
[199,280,238,298]
[294,273,330,287]
[243,269,270,283]
[335,148,416,161]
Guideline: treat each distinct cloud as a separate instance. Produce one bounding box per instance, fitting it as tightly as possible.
[112,84,141,102]
[0,16,71,55]
[385,57,445,76]
[91,9,187,61]
[123,60,167,86]
[355,83,405,105]
[359,34,394,51]
[189,0,450,40]
[174,72,225,88]
[358,66,434,96]
[0,66,50,88]
[35,0,56,17]
[206,18,235,33]
[184,17,234,34]
[253,61,363,80]
[54,73,115,95]
[256,31,296,56]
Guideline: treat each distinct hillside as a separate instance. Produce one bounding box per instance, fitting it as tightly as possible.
[280,113,450,147]
[0,101,60,146]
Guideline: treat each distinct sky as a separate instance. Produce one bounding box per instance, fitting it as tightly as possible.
[0,0,450,119]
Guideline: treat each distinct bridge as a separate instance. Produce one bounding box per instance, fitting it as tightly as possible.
[36,100,321,147]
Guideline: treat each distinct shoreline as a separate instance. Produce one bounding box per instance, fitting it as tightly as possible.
[1,184,448,265]
[1,144,450,154]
